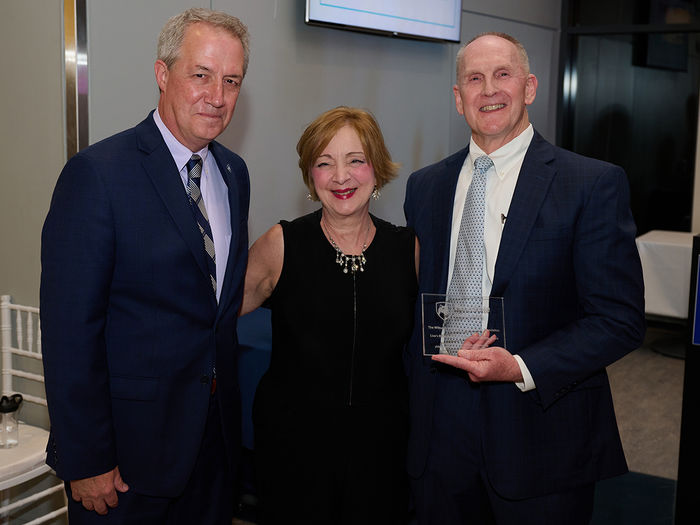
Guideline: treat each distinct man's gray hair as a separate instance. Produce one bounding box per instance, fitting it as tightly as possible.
[157,8,250,77]
[455,32,530,81]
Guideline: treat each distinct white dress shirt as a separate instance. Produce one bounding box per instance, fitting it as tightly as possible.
[153,109,231,302]
[447,125,536,391]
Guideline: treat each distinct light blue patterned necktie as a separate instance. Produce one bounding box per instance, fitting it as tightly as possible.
[444,155,493,354]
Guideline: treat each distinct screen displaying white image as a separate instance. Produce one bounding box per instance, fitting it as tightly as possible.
[306,0,461,43]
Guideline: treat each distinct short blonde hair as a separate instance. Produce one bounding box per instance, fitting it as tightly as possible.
[158,8,250,76]
[456,32,530,81]
[297,107,400,201]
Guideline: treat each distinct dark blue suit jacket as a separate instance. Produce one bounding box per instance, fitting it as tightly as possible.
[40,112,249,498]
[403,131,645,499]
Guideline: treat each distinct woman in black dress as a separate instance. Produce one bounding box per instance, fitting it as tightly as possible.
[241,106,418,524]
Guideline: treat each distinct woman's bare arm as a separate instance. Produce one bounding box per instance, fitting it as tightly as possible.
[239,224,284,316]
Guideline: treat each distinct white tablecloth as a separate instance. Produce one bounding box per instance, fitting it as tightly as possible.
[0,423,49,491]
[636,230,694,319]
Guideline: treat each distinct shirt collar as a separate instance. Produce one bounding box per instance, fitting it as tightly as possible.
[153,108,209,172]
[468,124,534,179]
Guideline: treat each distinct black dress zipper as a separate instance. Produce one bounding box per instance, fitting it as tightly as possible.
[348,271,358,406]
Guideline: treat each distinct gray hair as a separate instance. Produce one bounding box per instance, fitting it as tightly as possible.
[157,8,250,77]
[456,32,530,81]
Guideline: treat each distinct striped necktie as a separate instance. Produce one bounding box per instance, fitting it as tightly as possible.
[186,154,216,294]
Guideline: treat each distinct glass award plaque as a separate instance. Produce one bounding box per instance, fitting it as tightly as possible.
[421,294,505,356]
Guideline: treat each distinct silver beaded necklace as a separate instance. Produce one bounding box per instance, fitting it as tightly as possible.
[321,216,371,274]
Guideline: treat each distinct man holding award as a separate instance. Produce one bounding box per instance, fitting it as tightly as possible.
[403,32,645,524]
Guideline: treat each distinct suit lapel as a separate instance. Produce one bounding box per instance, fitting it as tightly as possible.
[209,142,240,313]
[136,114,214,301]
[492,132,555,296]
[433,147,468,293]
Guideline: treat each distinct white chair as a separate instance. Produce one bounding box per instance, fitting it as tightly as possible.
[0,295,67,524]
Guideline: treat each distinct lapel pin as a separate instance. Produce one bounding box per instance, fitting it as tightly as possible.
[226,164,231,173]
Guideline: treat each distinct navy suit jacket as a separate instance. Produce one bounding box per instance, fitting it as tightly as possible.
[40,112,250,498]
[404,131,645,499]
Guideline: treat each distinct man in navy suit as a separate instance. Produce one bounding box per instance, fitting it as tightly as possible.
[40,8,250,524]
[404,32,645,524]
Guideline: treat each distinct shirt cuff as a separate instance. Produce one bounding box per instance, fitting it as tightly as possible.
[513,354,536,392]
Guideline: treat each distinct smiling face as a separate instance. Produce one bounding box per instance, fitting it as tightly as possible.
[453,35,537,154]
[155,22,244,152]
[311,125,376,220]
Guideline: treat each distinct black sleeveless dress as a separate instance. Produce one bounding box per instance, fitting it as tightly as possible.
[253,210,417,525]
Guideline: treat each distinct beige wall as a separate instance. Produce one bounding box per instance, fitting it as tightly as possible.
[0,0,563,306]
[0,1,65,306]
[0,9,68,521]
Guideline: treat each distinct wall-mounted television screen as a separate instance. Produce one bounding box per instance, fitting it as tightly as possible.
[305,1,462,43]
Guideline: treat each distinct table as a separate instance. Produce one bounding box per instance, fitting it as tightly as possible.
[636,230,694,319]
[0,423,49,491]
